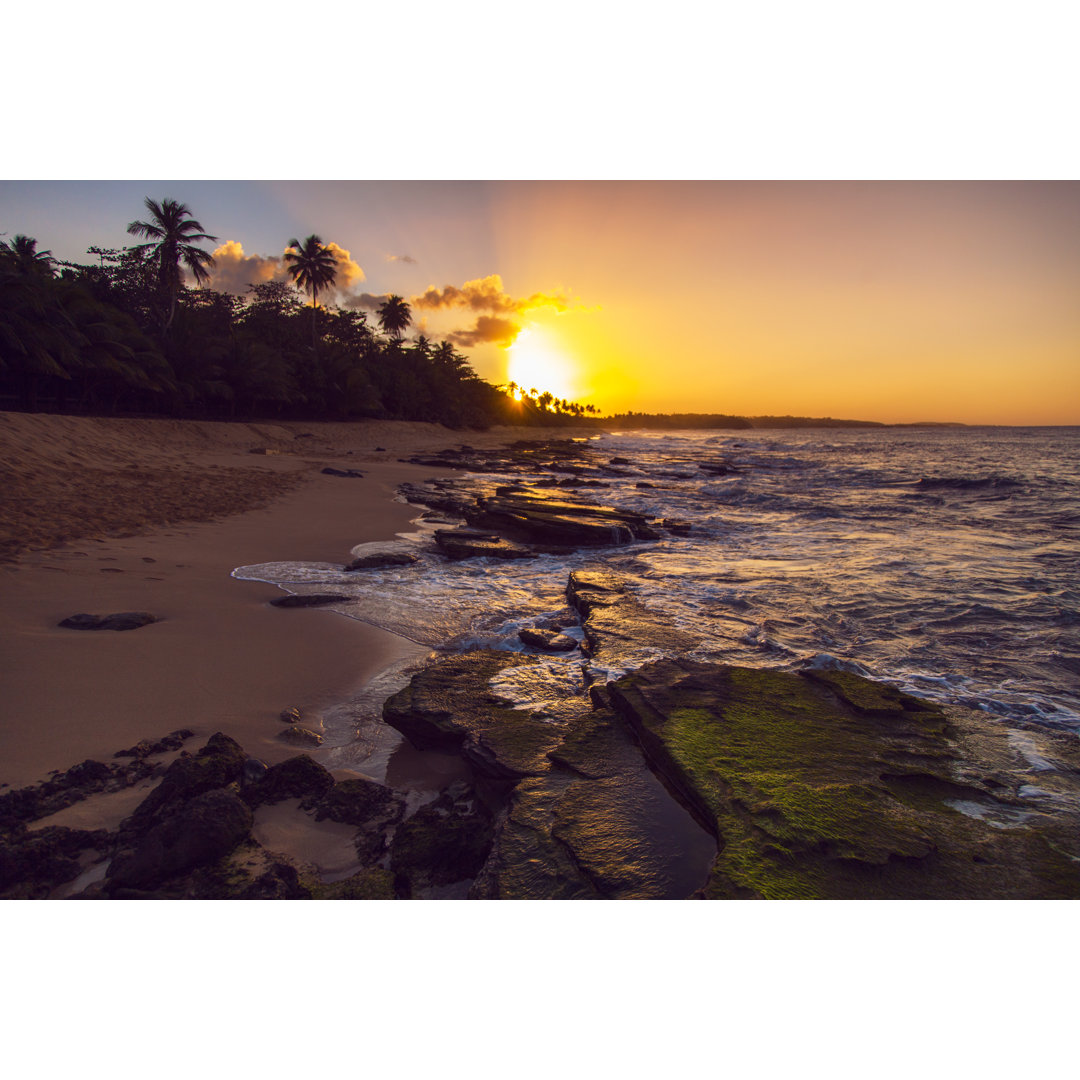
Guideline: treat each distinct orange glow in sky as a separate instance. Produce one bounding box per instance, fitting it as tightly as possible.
[7,180,1079,425]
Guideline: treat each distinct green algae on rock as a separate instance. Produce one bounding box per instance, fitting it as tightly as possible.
[606,658,1080,899]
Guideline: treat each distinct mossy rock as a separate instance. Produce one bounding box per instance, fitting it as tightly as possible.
[311,868,394,900]
[608,659,1080,899]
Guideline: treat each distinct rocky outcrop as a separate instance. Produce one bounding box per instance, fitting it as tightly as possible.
[606,658,1080,899]
[344,551,419,570]
[242,754,335,807]
[107,788,254,891]
[433,528,536,561]
[383,651,566,782]
[518,628,578,652]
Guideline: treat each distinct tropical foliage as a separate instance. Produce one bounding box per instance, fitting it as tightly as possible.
[0,201,597,429]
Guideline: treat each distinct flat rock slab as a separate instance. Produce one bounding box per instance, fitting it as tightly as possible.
[269,594,350,608]
[607,658,1080,899]
[344,552,419,570]
[59,612,157,631]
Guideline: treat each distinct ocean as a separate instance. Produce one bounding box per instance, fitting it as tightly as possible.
[234,426,1080,779]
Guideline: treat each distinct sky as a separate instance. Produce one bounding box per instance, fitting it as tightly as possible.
[2,179,1078,424]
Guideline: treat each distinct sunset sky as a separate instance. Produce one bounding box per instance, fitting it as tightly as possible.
[3,179,1078,424]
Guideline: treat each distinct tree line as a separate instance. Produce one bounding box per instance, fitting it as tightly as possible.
[0,197,596,429]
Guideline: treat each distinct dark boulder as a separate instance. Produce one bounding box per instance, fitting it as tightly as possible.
[321,467,365,478]
[312,778,406,862]
[123,732,245,835]
[269,594,350,608]
[244,754,335,806]
[434,529,536,561]
[344,551,419,570]
[59,612,157,631]
[108,789,254,891]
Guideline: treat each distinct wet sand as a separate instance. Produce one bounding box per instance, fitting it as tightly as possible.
[0,412,568,792]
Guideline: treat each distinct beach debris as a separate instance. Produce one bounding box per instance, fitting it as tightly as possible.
[58,611,157,631]
[269,594,349,608]
[321,467,365,478]
[518,627,578,652]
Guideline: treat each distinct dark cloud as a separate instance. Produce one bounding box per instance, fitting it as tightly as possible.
[447,315,521,348]
[412,273,572,316]
[343,292,391,311]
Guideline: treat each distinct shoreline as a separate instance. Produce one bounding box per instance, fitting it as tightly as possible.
[0,413,588,793]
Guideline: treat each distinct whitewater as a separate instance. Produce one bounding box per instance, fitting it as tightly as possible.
[235,426,1080,769]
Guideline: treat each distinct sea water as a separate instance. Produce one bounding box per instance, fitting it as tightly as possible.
[234,426,1080,765]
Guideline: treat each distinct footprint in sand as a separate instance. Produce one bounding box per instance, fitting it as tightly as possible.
[144,576,164,581]
[142,557,156,563]
[99,567,124,573]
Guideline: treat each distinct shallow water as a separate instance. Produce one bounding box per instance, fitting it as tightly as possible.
[235,426,1080,741]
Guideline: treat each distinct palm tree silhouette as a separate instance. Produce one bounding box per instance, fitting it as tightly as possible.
[126,197,218,332]
[0,235,55,276]
[283,235,338,352]
[377,294,412,340]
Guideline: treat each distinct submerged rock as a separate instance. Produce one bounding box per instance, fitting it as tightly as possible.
[344,551,419,570]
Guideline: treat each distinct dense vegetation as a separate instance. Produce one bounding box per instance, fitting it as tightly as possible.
[0,201,593,430]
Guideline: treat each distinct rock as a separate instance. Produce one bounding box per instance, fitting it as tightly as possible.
[321,467,364,478]
[0,826,110,899]
[609,457,632,466]
[123,732,246,835]
[312,869,394,899]
[518,627,578,652]
[59,612,157,631]
[279,725,323,747]
[312,779,406,862]
[390,787,495,897]
[469,492,655,547]
[606,658,1080,900]
[374,447,386,452]
[108,789,254,891]
[279,706,302,724]
[566,568,698,666]
[383,651,564,781]
[269,594,350,608]
[244,754,334,806]
[434,529,536,561]
[242,758,269,787]
[113,730,194,759]
[344,552,419,570]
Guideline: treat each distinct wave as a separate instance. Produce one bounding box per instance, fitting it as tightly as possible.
[915,475,1025,491]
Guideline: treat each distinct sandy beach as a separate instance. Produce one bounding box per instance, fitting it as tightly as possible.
[0,412,549,791]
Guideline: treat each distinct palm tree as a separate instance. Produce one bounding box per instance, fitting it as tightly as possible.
[126,197,218,332]
[377,294,412,340]
[283,235,338,352]
[0,234,55,276]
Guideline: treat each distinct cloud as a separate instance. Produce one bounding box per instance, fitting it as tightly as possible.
[412,274,573,317]
[206,239,366,302]
[324,242,365,292]
[387,254,416,264]
[206,240,288,295]
[343,292,391,311]
[447,315,521,348]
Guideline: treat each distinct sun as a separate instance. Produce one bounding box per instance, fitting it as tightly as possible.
[506,326,576,401]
